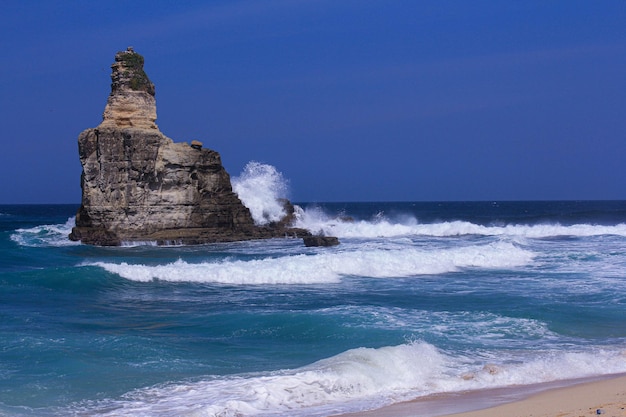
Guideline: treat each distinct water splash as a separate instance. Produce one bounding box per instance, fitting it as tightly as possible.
[10,217,79,247]
[232,162,289,225]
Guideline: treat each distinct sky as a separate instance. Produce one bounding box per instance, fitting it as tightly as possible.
[1,0,625,203]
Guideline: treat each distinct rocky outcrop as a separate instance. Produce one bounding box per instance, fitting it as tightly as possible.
[303,236,340,247]
[70,48,309,246]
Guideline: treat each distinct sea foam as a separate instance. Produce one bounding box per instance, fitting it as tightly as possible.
[10,216,79,247]
[83,342,626,417]
[294,207,626,239]
[86,241,534,284]
[232,161,289,225]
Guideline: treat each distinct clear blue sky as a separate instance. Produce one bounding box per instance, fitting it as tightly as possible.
[1,0,625,203]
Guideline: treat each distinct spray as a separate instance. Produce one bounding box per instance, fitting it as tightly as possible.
[233,162,290,225]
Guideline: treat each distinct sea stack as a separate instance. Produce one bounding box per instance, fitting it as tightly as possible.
[69,48,308,246]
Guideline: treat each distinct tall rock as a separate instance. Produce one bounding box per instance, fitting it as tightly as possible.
[70,48,307,246]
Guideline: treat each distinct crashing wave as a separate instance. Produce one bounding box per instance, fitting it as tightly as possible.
[86,241,534,284]
[294,207,626,239]
[10,217,79,247]
[77,341,626,417]
[233,162,290,225]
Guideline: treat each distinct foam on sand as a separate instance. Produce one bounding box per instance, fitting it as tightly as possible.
[433,374,626,417]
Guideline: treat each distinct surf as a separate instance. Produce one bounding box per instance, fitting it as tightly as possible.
[294,205,626,239]
[84,241,534,284]
[74,341,626,417]
[3,200,626,417]
[10,216,79,247]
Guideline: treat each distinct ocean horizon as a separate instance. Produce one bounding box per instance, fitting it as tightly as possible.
[2,194,626,416]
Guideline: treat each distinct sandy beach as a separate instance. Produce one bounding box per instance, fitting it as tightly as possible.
[340,374,626,417]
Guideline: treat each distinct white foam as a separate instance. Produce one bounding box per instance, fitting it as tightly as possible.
[84,342,626,417]
[85,241,534,284]
[120,241,161,247]
[10,216,80,247]
[294,207,626,239]
[232,162,289,225]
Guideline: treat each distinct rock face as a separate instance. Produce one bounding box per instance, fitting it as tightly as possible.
[70,48,308,246]
[100,48,157,130]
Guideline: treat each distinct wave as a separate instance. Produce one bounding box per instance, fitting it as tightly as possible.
[294,207,626,239]
[233,162,290,225]
[85,241,534,284]
[79,341,626,417]
[10,217,79,247]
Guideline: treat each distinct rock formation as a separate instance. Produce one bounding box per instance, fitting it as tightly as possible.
[303,235,340,247]
[70,48,309,246]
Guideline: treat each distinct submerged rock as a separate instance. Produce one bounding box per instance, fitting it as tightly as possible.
[303,236,340,247]
[70,48,309,246]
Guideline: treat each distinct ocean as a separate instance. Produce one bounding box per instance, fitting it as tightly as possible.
[2,193,626,415]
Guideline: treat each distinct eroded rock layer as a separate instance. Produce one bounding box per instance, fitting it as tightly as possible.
[70,48,308,245]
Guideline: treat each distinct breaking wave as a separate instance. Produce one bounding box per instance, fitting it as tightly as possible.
[80,341,626,417]
[85,241,534,284]
[233,161,289,225]
[294,207,626,239]
[10,216,79,247]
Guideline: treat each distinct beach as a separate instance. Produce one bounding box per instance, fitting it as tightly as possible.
[342,374,626,417]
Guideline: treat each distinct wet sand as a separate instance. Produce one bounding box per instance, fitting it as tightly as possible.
[339,374,626,417]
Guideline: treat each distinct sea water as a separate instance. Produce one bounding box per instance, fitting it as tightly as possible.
[1,169,626,416]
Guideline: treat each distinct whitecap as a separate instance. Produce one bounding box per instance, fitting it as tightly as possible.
[294,207,626,239]
[85,241,535,284]
[10,216,79,247]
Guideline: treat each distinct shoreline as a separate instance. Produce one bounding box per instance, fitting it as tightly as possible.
[338,373,626,417]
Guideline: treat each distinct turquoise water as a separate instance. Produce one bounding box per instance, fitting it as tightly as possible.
[1,201,626,416]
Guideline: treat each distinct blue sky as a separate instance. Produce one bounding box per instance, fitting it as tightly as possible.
[1,0,625,203]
